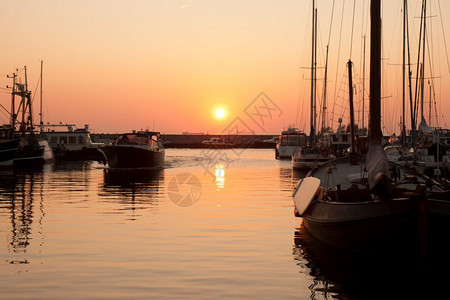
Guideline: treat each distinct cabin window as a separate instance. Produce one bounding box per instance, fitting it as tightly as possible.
[50,137,58,143]
[342,135,348,142]
[333,135,338,142]
[60,136,67,144]
[78,136,84,144]
[69,136,77,144]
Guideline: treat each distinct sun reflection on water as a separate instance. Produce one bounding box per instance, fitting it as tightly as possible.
[214,164,225,190]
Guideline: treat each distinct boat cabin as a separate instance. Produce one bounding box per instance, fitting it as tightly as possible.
[278,129,307,147]
[117,131,162,148]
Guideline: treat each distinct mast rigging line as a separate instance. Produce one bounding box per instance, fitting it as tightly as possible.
[349,0,356,60]
[425,15,438,127]
[437,0,450,73]
[331,0,346,129]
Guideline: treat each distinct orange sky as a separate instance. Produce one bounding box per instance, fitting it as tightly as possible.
[0,0,449,135]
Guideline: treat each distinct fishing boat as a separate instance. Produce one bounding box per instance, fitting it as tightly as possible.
[0,125,19,169]
[275,127,307,159]
[40,124,104,161]
[8,66,54,167]
[99,130,165,169]
[292,0,421,252]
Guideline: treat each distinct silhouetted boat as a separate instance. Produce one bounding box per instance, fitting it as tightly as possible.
[99,130,165,169]
[292,0,420,252]
[7,66,54,167]
[0,125,19,169]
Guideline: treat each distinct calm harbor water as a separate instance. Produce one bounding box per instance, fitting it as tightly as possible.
[0,148,446,299]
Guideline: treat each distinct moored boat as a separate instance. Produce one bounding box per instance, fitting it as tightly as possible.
[292,0,422,253]
[99,130,165,169]
[275,127,307,159]
[7,66,54,167]
[40,124,104,161]
[0,125,19,169]
[291,146,333,171]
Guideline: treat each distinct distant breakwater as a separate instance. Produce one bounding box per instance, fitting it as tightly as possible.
[91,133,277,149]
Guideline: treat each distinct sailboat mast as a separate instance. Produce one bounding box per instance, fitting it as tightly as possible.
[314,7,318,137]
[369,0,381,142]
[421,0,427,122]
[402,0,407,146]
[348,60,356,154]
[310,0,315,140]
[362,35,366,136]
[322,45,329,133]
[428,81,432,125]
[406,0,416,147]
[40,60,43,132]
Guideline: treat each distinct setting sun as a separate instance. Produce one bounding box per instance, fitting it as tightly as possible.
[215,108,226,119]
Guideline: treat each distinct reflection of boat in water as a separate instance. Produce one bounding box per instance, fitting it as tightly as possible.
[40,124,104,161]
[0,168,47,258]
[100,168,163,213]
[293,225,435,299]
[103,168,163,187]
[99,131,165,169]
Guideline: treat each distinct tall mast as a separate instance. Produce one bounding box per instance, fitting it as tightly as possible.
[310,0,315,141]
[314,7,318,137]
[421,0,427,122]
[369,0,381,142]
[40,60,43,132]
[406,0,416,147]
[362,35,366,136]
[322,45,329,133]
[402,0,407,146]
[348,60,356,154]
[428,80,432,125]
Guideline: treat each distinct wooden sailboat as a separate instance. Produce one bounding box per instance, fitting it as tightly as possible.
[292,0,421,252]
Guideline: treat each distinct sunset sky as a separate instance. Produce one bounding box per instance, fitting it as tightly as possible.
[0,0,449,135]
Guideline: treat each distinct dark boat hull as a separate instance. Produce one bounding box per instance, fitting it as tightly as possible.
[53,147,103,161]
[302,198,418,252]
[0,139,19,169]
[13,139,55,168]
[420,193,450,271]
[99,145,165,169]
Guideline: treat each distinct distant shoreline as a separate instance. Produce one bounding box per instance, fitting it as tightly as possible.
[91,133,278,149]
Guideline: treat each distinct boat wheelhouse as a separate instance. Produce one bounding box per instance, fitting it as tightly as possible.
[275,127,307,159]
[99,130,165,169]
[40,124,103,161]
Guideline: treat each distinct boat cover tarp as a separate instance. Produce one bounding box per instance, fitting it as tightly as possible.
[418,116,433,134]
[366,140,391,199]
